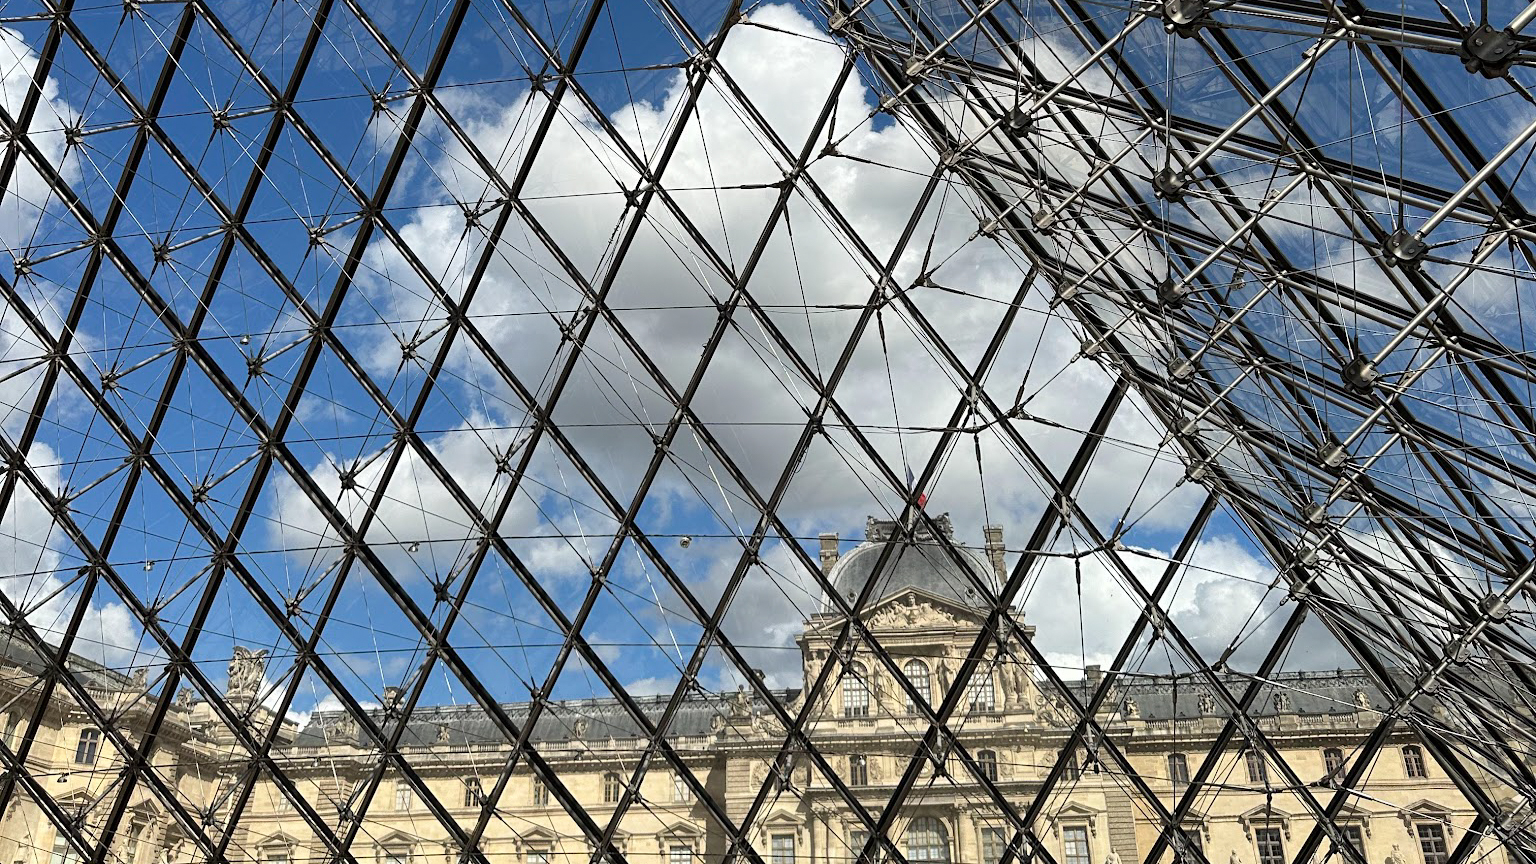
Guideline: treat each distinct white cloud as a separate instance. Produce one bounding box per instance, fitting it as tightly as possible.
[254,4,1327,695]
[0,34,143,676]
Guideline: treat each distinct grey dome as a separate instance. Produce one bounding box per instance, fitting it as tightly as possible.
[823,515,999,611]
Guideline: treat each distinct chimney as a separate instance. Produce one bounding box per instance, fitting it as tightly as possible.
[983,525,1007,582]
[819,533,840,576]
[1085,664,1102,686]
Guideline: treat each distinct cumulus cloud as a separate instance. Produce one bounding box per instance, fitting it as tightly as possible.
[0,30,145,676]
[251,4,1335,699]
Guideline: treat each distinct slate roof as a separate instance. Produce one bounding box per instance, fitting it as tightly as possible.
[0,627,133,691]
[823,517,998,612]
[288,689,802,750]
[1101,668,1470,722]
[1104,670,1386,721]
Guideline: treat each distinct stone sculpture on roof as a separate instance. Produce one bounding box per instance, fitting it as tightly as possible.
[227,646,268,698]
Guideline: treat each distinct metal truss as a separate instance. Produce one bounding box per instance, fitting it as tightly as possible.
[0,2,1531,864]
[827,0,1536,854]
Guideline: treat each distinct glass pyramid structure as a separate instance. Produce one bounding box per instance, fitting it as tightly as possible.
[0,1,1531,864]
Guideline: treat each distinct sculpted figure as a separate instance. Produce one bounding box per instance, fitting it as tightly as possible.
[227,646,268,697]
[1353,689,1371,710]
[1272,691,1292,712]
[1197,690,1216,716]
[1007,663,1031,708]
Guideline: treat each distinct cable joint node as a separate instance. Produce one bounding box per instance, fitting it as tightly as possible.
[1460,24,1524,78]
[1383,228,1427,267]
[1153,167,1189,200]
[1479,593,1510,622]
[1341,355,1378,392]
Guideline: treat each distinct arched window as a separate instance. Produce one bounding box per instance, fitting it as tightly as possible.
[1322,748,1345,776]
[977,749,999,782]
[602,772,622,803]
[1402,745,1427,778]
[1167,753,1189,785]
[843,664,870,718]
[904,659,931,714]
[1244,749,1269,784]
[906,817,950,863]
[967,672,996,712]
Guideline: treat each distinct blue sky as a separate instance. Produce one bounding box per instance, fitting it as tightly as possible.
[0,1,1373,734]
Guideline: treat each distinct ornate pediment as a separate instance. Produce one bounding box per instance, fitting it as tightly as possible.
[1047,802,1101,837]
[859,590,977,631]
[257,831,303,851]
[1239,804,1292,840]
[1397,800,1454,835]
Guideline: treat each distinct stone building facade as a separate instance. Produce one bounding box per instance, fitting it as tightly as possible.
[0,518,1516,864]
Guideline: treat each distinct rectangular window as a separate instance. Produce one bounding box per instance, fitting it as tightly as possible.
[1244,750,1269,785]
[383,849,409,864]
[264,854,288,864]
[1167,753,1190,785]
[1403,747,1428,779]
[1323,749,1345,776]
[532,776,549,807]
[527,850,550,864]
[850,831,869,864]
[982,828,1007,864]
[464,777,483,808]
[1061,750,1080,781]
[394,782,413,811]
[50,834,81,864]
[1181,829,1203,858]
[771,834,795,864]
[125,825,144,864]
[1341,825,1364,858]
[1416,824,1448,864]
[673,772,693,802]
[74,729,100,765]
[669,845,692,864]
[1255,828,1284,864]
[967,674,996,712]
[849,755,868,787]
[1062,826,1091,864]
[843,673,870,718]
